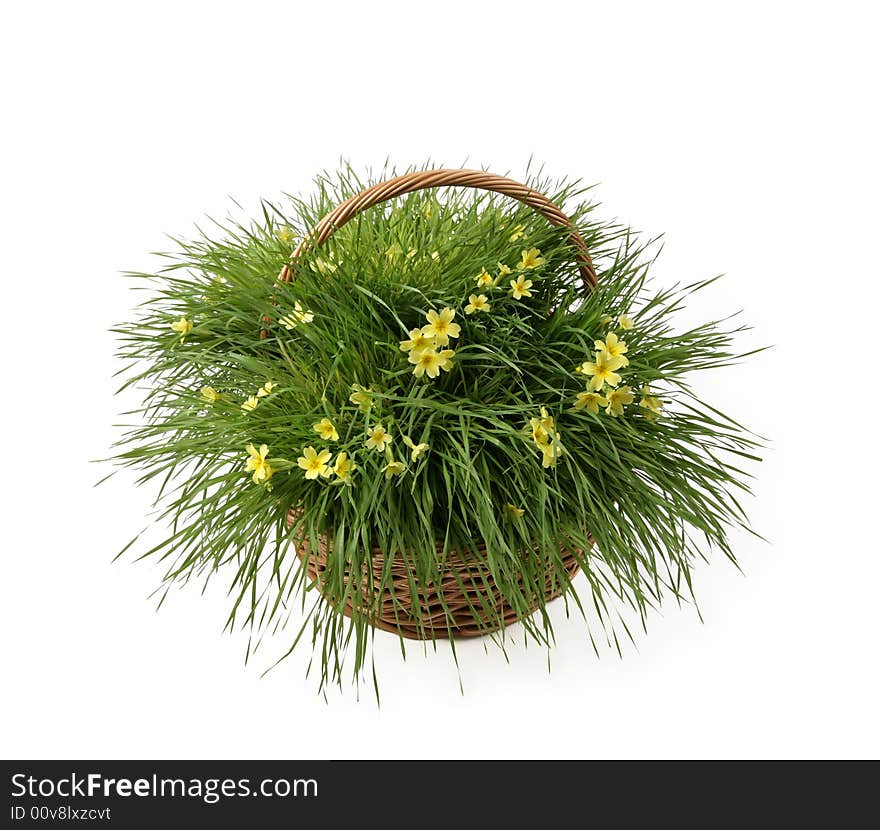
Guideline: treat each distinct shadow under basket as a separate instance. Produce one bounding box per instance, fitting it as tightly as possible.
[287,508,584,640]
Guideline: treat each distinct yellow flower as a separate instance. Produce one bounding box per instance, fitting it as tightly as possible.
[465,294,490,314]
[331,451,355,482]
[594,332,629,367]
[497,262,512,277]
[244,443,274,484]
[431,251,441,262]
[529,407,563,466]
[399,328,436,354]
[295,302,315,323]
[518,248,545,270]
[280,301,314,329]
[540,440,564,468]
[422,307,460,345]
[313,417,339,441]
[349,384,374,413]
[505,503,525,519]
[170,317,193,341]
[605,386,635,417]
[573,391,608,414]
[639,386,663,418]
[474,269,494,287]
[297,446,332,479]
[577,351,625,391]
[275,226,294,243]
[508,224,525,242]
[538,406,555,431]
[529,418,549,446]
[422,203,434,220]
[313,257,337,275]
[241,395,259,413]
[385,243,403,258]
[365,424,392,452]
[618,313,634,330]
[382,459,407,480]
[403,435,430,461]
[509,275,533,300]
[256,380,277,398]
[409,348,455,378]
[600,313,613,326]
[529,408,557,446]
[200,386,220,403]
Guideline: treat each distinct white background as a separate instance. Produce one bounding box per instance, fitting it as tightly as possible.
[2,1,878,760]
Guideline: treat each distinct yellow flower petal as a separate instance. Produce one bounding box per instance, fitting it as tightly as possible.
[518,248,545,270]
[297,445,330,479]
[505,503,525,519]
[639,385,663,416]
[331,451,356,482]
[604,386,635,416]
[244,444,273,484]
[382,460,406,479]
[509,276,533,299]
[465,294,490,314]
[402,435,430,461]
[365,424,392,452]
[474,269,494,287]
[313,418,339,441]
[573,391,607,414]
[170,317,193,340]
[422,307,459,345]
[349,385,373,412]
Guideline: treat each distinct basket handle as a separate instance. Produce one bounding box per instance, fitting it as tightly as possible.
[262,169,596,337]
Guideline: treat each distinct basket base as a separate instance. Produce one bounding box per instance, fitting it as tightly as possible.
[287,508,584,640]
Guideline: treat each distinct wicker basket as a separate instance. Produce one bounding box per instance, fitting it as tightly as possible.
[279,170,597,639]
[288,507,586,639]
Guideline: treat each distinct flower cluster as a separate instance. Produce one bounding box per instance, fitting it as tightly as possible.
[289,417,430,489]
[280,301,314,330]
[365,423,410,480]
[571,316,662,419]
[529,406,565,468]
[291,417,357,483]
[399,307,458,379]
[472,248,545,303]
[240,380,277,413]
[573,326,633,416]
[233,245,653,498]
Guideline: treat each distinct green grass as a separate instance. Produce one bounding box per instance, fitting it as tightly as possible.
[110,163,762,694]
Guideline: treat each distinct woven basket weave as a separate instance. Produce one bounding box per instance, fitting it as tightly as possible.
[278,170,596,639]
[287,508,586,639]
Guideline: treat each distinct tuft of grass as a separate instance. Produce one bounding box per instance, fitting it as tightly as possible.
[110,163,762,694]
